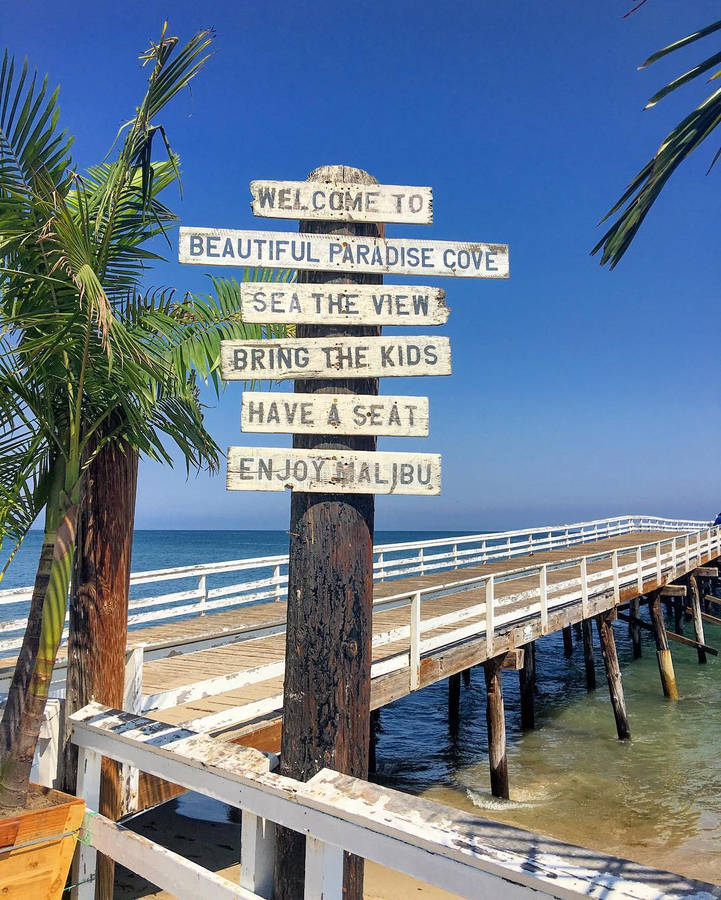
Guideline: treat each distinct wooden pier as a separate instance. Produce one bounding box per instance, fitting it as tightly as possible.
[3,514,720,897]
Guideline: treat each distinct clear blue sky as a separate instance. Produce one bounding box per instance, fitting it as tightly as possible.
[6,1,720,531]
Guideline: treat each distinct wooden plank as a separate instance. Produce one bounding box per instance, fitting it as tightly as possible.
[250,179,433,225]
[659,585,686,597]
[220,336,451,381]
[666,629,718,656]
[179,228,509,279]
[227,448,441,496]
[239,283,448,325]
[241,392,429,437]
[693,566,718,577]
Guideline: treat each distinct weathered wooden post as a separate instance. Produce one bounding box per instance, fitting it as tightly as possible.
[687,574,706,664]
[595,611,630,740]
[647,591,678,700]
[448,672,461,734]
[562,626,573,657]
[462,667,472,687]
[518,640,535,730]
[179,168,508,900]
[629,597,642,659]
[275,166,382,898]
[484,655,509,798]
[581,618,596,690]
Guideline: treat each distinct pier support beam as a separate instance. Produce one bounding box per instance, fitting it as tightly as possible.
[687,575,706,664]
[581,618,596,690]
[483,656,509,799]
[595,612,630,740]
[368,709,381,775]
[648,591,679,700]
[448,673,461,734]
[462,667,472,688]
[629,598,642,659]
[518,641,535,730]
[562,626,573,657]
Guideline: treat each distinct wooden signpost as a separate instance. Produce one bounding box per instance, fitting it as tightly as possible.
[179,227,509,278]
[241,392,430,436]
[227,447,441,494]
[220,335,451,381]
[239,282,449,325]
[179,165,508,900]
[250,179,433,224]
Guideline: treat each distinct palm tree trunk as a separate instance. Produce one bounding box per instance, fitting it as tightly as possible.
[0,461,78,811]
[63,435,138,898]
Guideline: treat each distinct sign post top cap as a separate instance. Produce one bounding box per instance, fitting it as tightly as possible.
[305,164,378,186]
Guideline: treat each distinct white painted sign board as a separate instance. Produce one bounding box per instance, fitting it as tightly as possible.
[227,447,441,495]
[240,283,448,326]
[242,392,429,436]
[179,228,509,279]
[250,180,433,224]
[221,337,451,381]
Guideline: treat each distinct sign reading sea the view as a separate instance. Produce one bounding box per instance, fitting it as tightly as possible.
[179,175,508,496]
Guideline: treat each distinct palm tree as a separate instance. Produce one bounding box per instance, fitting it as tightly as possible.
[593,17,721,267]
[0,28,290,812]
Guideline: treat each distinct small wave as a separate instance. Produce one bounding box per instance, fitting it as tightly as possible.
[465,788,540,810]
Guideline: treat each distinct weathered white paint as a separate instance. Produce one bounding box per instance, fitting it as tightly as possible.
[71,703,721,900]
[250,179,433,225]
[304,835,344,899]
[220,335,450,381]
[241,392,429,437]
[71,746,102,900]
[240,812,275,899]
[82,811,256,900]
[121,646,144,816]
[227,447,441,495]
[179,228,509,279]
[240,282,448,325]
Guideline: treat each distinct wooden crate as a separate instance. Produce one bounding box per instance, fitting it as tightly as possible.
[0,785,85,899]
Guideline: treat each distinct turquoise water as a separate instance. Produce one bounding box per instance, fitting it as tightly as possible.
[3,529,720,883]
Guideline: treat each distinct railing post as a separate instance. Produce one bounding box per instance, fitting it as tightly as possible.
[304,836,344,900]
[485,576,495,657]
[377,552,384,581]
[240,812,275,898]
[539,565,548,633]
[120,646,143,816]
[612,550,620,605]
[482,539,487,564]
[528,532,534,555]
[410,591,421,691]
[71,747,102,900]
[506,535,511,558]
[685,534,690,571]
[197,573,208,615]
[580,556,589,618]
[273,564,282,600]
[656,541,662,583]
[452,543,458,568]
[636,546,643,594]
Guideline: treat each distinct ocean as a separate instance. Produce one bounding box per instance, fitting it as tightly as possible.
[3,528,721,885]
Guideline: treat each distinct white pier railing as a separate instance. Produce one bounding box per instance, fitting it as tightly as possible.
[0,514,708,658]
[70,702,720,900]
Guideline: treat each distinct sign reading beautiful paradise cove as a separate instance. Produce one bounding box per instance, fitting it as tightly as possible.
[179,175,509,496]
[179,228,508,279]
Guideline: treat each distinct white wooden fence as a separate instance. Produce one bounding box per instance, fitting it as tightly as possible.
[0,514,708,659]
[69,702,720,900]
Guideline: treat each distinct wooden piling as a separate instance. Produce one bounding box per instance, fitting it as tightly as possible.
[674,597,684,634]
[630,597,642,659]
[462,667,472,687]
[275,166,382,900]
[581,618,596,690]
[448,673,461,733]
[562,626,573,657]
[483,656,509,799]
[518,641,535,730]
[647,592,679,700]
[368,709,380,775]
[688,574,706,664]
[595,612,630,740]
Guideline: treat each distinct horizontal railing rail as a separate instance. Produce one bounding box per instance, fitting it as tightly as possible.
[0,514,708,657]
[70,702,718,900]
